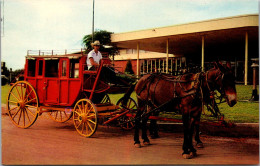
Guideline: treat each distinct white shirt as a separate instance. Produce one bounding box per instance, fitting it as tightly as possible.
[87,50,102,69]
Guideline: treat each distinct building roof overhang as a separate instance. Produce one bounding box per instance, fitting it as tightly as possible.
[111,14,259,55]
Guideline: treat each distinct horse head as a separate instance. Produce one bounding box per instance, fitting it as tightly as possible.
[207,61,237,107]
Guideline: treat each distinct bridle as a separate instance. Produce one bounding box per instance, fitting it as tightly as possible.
[205,69,226,104]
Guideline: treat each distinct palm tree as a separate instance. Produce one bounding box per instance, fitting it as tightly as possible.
[82,29,114,52]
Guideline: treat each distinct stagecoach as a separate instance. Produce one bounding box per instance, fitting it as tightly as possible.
[7,49,137,137]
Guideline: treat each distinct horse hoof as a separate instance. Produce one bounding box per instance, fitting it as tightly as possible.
[134,143,141,148]
[196,143,204,148]
[143,141,151,146]
[190,151,197,158]
[182,153,192,159]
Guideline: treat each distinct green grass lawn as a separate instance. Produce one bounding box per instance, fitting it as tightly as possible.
[2,84,259,123]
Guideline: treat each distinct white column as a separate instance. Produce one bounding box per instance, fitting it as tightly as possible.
[201,35,205,72]
[137,42,140,78]
[166,38,169,74]
[245,31,248,85]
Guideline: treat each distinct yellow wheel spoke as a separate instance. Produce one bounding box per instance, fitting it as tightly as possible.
[76,121,82,129]
[10,92,20,102]
[81,102,85,113]
[25,107,36,118]
[23,108,26,126]
[87,119,96,125]
[54,111,58,120]
[59,111,62,121]
[17,108,23,125]
[25,105,37,108]
[23,84,28,100]
[77,104,82,113]
[11,107,21,120]
[24,109,31,123]
[87,114,96,118]
[87,121,94,132]
[14,86,22,100]
[86,107,94,116]
[81,122,85,134]
[8,100,18,104]
[20,83,24,100]
[9,106,19,112]
[24,89,33,102]
[85,124,89,134]
[74,110,80,116]
[24,98,37,104]
[63,111,68,118]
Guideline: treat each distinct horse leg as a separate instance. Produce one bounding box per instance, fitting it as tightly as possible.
[195,122,204,148]
[149,119,159,139]
[182,114,192,159]
[141,117,151,146]
[134,99,146,148]
[134,110,142,148]
[188,117,197,158]
[149,112,159,139]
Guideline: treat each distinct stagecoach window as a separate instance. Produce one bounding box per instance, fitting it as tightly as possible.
[70,59,79,78]
[62,60,67,77]
[28,60,36,77]
[45,60,59,77]
[38,60,43,76]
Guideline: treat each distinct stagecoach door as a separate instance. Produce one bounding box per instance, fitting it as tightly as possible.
[43,59,60,104]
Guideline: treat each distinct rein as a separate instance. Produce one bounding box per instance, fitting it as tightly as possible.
[205,69,226,104]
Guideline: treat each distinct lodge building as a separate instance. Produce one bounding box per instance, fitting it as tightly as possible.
[110,14,259,85]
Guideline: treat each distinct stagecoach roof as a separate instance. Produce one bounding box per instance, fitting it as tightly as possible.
[111,14,259,55]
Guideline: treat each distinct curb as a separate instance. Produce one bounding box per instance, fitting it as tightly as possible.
[156,122,259,138]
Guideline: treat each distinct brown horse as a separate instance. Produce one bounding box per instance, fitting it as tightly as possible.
[132,61,237,159]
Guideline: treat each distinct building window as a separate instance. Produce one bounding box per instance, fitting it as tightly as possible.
[126,49,133,54]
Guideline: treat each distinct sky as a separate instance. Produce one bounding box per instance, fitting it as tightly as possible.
[1,0,259,70]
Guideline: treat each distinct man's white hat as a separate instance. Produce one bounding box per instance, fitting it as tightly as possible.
[91,40,101,47]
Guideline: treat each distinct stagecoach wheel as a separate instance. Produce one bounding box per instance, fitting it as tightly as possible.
[73,99,98,137]
[100,94,111,104]
[48,109,73,123]
[116,97,137,130]
[7,81,39,128]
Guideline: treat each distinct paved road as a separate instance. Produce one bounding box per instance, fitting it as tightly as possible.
[2,113,259,165]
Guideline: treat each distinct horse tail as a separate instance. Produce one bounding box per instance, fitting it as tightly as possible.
[121,82,137,106]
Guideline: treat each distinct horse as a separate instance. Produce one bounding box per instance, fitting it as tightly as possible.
[129,61,237,159]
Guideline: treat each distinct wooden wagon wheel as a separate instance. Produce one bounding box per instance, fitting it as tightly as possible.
[116,97,137,130]
[7,81,39,128]
[48,108,73,123]
[73,99,98,137]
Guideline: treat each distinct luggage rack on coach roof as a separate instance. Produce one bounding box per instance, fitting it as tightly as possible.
[26,48,86,56]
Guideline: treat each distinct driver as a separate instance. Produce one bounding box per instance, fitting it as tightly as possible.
[87,40,102,70]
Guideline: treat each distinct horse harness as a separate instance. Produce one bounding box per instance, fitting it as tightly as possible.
[136,72,205,118]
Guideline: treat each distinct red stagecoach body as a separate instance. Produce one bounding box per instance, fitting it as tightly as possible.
[24,50,111,107]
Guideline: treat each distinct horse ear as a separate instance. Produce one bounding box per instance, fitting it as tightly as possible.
[214,61,226,72]
[213,62,218,69]
[226,61,231,69]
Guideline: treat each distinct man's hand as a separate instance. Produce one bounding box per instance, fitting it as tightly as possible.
[89,57,99,66]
